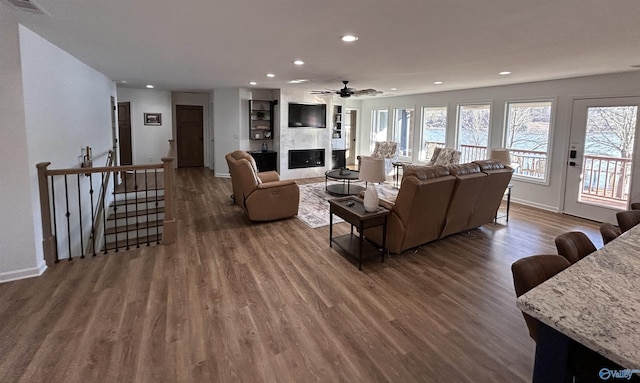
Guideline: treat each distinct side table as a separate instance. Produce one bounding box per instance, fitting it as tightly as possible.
[495,183,513,223]
[328,196,390,270]
[391,161,412,188]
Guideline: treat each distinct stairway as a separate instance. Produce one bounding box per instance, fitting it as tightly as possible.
[103,174,165,251]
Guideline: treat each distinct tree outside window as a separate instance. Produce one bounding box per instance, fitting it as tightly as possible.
[421,107,447,161]
[457,104,491,162]
[504,101,552,180]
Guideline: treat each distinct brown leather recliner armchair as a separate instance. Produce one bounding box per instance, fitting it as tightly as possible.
[225,151,299,221]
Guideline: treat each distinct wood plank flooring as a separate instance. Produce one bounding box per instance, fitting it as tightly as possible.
[0,167,603,383]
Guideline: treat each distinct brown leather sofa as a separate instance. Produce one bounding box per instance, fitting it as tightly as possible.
[364,159,512,253]
[225,150,299,221]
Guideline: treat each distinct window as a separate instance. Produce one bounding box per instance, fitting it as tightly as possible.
[504,100,553,181]
[393,107,414,158]
[457,104,491,162]
[421,106,447,161]
[370,109,389,152]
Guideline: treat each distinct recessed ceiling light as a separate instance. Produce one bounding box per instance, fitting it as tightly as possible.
[146,84,154,89]
[293,60,304,65]
[434,81,443,85]
[266,73,275,78]
[499,71,512,75]
[341,35,359,42]
[117,80,127,84]
[249,81,257,85]
[390,88,398,91]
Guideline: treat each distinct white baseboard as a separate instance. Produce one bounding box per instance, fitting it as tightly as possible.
[510,197,559,213]
[215,172,231,178]
[0,260,47,283]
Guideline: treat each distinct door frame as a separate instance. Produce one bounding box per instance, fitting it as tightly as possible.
[562,96,640,223]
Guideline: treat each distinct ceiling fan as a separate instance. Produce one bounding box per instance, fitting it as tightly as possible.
[311,81,383,98]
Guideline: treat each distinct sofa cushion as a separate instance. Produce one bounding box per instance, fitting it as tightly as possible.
[402,164,450,180]
[448,163,481,176]
[473,159,509,171]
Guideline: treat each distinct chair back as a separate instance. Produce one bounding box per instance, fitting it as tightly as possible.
[372,141,398,159]
[554,231,596,264]
[432,148,461,167]
[225,151,260,206]
[600,223,621,245]
[616,210,640,233]
[511,255,571,341]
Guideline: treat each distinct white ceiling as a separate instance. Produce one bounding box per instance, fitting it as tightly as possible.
[9,0,640,97]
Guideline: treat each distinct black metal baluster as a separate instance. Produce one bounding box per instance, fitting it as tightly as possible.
[102,170,109,254]
[134,170,140,248]
[64,175,72,261]
[51,176,59,263]
[77,174,84,259]
[155,169,160,244]
[113,175,119,253]
[89,173,96,256]
[145,169,150,246]
[124,173,130,250]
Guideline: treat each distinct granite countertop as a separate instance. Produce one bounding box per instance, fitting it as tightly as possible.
[517,225,640,370]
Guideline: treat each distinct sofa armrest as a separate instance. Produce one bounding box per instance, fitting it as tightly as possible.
[257,179,297,189]
[257,171,280,183]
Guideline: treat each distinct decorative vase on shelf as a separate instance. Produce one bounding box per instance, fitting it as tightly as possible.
[261,142,268,152]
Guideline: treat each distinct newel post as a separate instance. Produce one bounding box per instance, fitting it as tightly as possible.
[36,162,57,265]
[161,157,176,244]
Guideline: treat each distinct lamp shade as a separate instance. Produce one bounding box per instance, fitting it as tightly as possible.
[490,148,511,165]
[358,156,386,183]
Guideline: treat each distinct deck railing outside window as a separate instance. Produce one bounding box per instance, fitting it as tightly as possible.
[581,155,632,202]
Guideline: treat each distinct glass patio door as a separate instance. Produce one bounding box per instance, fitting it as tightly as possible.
[563,97,640,223]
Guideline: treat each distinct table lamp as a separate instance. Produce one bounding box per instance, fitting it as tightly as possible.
[490,148,511,165]
[359,156,386,212]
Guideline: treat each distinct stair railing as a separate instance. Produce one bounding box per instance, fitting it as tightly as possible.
[36,141,176,266]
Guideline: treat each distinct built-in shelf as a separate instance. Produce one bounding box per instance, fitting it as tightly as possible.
[249,100,274,140]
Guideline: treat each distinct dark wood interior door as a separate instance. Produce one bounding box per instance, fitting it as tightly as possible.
[176,105,204,167]
[117,102,132,165]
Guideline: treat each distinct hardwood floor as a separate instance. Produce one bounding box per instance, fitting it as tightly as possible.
[0,168,603,382]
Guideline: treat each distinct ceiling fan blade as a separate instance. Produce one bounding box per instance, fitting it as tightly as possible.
[352,89,383,96]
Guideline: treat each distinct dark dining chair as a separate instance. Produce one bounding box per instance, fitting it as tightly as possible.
[511,254,571,341]
[630,202,640,210]
[599,223,621,245]
[512,254,640,383]
[554,231,596,264]
[616,210,640,233]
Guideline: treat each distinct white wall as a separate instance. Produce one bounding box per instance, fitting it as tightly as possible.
[19,25,117,264]
[360,72,640,212]
[117,88,173,164]
[0,6,42,282]
[0,17,117,281]
[213,88,242,176]
[172,92,211,168]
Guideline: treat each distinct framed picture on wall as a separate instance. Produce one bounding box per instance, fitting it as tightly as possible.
[144,113,162,126]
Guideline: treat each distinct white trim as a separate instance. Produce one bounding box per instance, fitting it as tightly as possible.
[0,260,47,283]
[215,172,231,178]
[511,198,559,213]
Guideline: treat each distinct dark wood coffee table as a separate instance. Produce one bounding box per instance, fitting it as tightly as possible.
[325,169,364,196]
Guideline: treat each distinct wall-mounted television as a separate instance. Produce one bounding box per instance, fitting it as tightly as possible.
[288,103,326,128]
